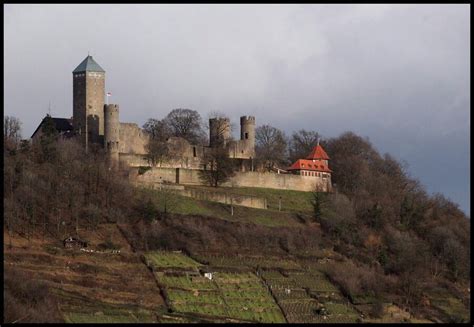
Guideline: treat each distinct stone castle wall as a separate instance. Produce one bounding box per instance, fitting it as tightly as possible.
[229,139,255,159]
[135,167,177,184]
[134,167,331,192]
[113,115,255,169]
[226,171,331,192]
[119,123,149,154]
[119,153,150,167]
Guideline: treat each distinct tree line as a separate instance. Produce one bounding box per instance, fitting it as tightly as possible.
[3,115,152,244]
[311,132,469,314]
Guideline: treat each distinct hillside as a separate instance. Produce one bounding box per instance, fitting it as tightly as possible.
[3,132,470,323]
[6,215,465,323]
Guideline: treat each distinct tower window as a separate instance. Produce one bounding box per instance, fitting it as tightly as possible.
[245,132,249,139]
[193,147,197,157]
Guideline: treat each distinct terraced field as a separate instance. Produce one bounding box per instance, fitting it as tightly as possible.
[4,225,167,323]
[193,253,302,270]
[261,270,360,323]
[143,250,362,323]
[7,228,450,323]
[57,290,157,323]
[144,251,286,323]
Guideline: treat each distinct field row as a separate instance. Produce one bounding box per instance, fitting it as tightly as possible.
[144,251,202,270]
[193,253,302,270]
[262,269,359,323]
[156,270,286,323]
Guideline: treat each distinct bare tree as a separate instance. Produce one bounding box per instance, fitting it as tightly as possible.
[288,129,320,163]
[199,145,236,187]
[145,140,170,167]
[143,118,171,166]
[255,124,288,171]
[164,108,206,145]
[143,118,171,141]
[4,115,22,152]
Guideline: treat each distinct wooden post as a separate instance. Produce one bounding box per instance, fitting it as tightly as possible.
[279,196,282,211]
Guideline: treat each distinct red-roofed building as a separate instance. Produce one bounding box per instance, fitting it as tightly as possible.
[287,144,332,192]
[306,144,330,161]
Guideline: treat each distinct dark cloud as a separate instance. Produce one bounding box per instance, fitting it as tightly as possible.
[4,4,470,215]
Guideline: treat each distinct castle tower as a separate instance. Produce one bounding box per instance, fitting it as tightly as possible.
[104,104,120,168]
[240,116,255,157]
[209,117,231,147]
[72,55,106,149]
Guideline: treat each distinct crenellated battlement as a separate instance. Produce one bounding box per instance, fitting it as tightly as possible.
[240,115,256,124]
[104,104,119,113]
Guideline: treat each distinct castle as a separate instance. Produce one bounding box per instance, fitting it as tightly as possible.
[31,55,332,192]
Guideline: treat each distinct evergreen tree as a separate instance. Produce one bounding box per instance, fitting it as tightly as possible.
[312,191,327,222]
[38,114,59,163]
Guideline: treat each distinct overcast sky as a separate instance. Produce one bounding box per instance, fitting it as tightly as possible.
[4,4,470,215]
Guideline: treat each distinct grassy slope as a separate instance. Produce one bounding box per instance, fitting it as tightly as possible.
[185,185,315,214]
[146,190,306,228]
[146,186,315,228]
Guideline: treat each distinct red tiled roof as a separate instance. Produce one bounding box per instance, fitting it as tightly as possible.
[306,144,330,160]
[287,159,332,172]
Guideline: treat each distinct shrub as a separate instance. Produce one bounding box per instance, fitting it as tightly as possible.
[97,239,121,251]
[138,166,152,175]
[324,260,385,303]
[370,299,385,318]
[4,268,63,323]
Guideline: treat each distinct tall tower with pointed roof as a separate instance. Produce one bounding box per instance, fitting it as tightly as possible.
[72,55,106,148]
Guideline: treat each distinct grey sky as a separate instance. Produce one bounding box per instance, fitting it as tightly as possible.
[4,4,470,215]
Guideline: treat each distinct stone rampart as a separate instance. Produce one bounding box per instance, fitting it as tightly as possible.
[226,171,330,192]
[119,123,149,154]
[119,153,150,167]
[133,167,331,192]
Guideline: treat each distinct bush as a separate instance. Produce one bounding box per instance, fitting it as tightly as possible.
[43,244,61,255]
[97,239,121,251]
[370,299,385,318]
[319,193,358,244]
[324,260,386,303]
[4,268,63,323]
[138,166,152,175]
[135,197,160,223]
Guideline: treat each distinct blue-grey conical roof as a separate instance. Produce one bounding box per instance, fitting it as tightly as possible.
[73,55,105,73]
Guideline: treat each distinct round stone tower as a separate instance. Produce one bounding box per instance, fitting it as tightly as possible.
[240,115,255,153]
[209,117,231,147]
[104,104,120,167]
